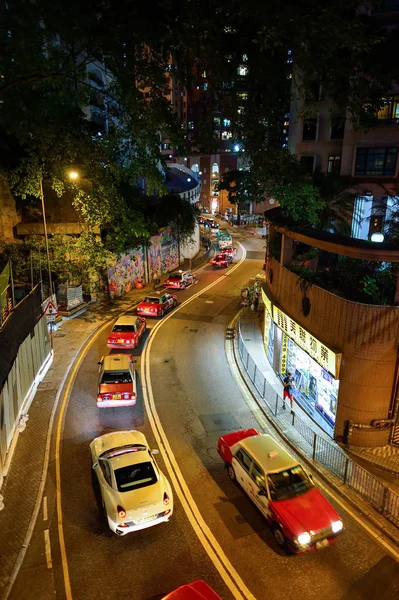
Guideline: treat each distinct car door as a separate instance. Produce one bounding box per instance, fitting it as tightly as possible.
[164,294,173,309]
[136,318,145,338]
[98,458,113,507]
[248,461,272,520]
[232,448,253,493]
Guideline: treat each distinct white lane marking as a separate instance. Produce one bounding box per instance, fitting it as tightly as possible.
[43,496,48,522]
[44,529,52,569]
[142,243,257,600]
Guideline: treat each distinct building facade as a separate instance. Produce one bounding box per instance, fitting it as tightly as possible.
[263,222,399,448]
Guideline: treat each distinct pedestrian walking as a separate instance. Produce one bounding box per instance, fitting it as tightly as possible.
[283,371,295,412]
[252,290,259,313]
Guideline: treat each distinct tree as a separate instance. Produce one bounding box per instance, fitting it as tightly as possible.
[0,0,185,247]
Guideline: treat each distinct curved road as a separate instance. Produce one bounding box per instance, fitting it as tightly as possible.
[10,234,399,600]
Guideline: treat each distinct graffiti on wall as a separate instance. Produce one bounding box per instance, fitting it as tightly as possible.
[148,228,178,277]
[107,248,144,298]
[107,229,179,298]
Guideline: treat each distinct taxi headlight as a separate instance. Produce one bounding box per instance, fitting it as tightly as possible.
[331,520,343,533]
[297,532,311,545]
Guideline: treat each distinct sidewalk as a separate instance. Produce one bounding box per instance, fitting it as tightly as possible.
[0,243,214,598]
[234,309,399,543]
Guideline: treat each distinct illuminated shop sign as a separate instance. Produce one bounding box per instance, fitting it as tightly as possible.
[272,305,341,379]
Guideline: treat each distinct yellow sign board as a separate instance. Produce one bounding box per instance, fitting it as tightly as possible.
[272,305,341,378]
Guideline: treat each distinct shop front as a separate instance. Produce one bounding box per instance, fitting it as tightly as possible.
[261,289,341,436]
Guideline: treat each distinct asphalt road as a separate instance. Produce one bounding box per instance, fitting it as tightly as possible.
[10,233,399,600]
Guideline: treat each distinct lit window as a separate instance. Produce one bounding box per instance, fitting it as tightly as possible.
[223,118,231,127]
[222,131,232,140]
[214,118,221,126]
[212,163,219,173]
[237,106,244,115]
[188,121,194,130]
[242,54,248,62]
[237,93,248,101]
[237,65,248,76]
[204,83,208,90]
[202,71,207,78]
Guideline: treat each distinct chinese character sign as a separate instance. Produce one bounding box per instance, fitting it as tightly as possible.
[272,306,341,378]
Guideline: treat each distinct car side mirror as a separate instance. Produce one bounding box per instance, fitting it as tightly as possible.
[309,473,313,481]
[258,489,267,497]
[130,359,137,364]
[151,449,160,455]
[92,462,99,470]
[97,361,102,366]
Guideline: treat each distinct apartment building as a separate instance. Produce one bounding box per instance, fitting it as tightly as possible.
[288,3,399,241]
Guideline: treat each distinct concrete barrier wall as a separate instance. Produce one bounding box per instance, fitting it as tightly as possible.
[0,315,50,487]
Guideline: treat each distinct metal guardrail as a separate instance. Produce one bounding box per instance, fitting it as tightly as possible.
[237,323,399,529]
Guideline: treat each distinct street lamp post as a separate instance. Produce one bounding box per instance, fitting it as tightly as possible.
[39,178,53,298]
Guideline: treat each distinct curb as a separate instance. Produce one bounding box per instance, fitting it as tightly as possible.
[229,310,399,552]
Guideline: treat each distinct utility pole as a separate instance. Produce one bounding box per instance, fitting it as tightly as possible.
[39,178,53,299]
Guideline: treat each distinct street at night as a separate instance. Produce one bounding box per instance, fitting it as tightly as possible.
[7,236,399,600]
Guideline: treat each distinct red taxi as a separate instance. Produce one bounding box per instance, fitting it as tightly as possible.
[218,429,343,554]
[97,354,137,408]
[211,253,232,268]
[162,581,221,600]
[107,315,146,349]
[137,292,177,317]
[222,247,237,258]
[164,270,197,289]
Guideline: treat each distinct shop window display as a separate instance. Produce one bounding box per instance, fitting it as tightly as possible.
[287,339,338,427]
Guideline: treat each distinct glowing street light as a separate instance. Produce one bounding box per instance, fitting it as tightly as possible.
[68,170,79,180]
[371,232,384,243]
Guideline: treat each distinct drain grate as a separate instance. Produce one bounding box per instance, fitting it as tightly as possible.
[189,328,199,333]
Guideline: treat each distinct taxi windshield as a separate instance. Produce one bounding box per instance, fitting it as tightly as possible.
[268,465,312,500]
[143,297,160,304]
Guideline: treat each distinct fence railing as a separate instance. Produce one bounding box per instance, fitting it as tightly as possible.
[237,322,399,529]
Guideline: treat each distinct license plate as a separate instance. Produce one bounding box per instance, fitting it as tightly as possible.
[118,339,124,343]
[112,394,121,399]
[135,514,156,524]
[316,539,329,550]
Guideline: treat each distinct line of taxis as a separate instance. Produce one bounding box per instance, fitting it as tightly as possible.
[89,241,343,599]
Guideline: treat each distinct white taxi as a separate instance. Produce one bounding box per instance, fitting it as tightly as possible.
[90,430,174,535]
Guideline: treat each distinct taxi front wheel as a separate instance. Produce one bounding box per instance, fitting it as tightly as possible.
[273,524,288,550]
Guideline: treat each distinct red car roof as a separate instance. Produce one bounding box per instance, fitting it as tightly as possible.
[162,581,221,600]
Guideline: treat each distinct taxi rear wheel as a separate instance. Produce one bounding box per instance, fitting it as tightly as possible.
[227,464,236,482]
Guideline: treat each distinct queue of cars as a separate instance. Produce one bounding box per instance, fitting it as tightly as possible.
[89,217,343,599]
